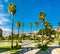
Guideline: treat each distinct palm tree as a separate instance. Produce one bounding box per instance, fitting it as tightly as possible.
[43,21,49,36]
[16,22,20,46]
[30,23,32,35]
[58,22,60,29]
[39,11,46,44]
[58,22,60,27]
[48,24,52,31]
[8,3,16,48]
[48,24,52,38]
[58,22,60,37]
[34,22,39,40]
[35,22,39,32]
[21,22,24,34]
[43,21,49,28]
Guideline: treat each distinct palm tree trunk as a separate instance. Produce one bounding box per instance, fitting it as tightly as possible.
[16,28,19,47]
[11,15,14,49]
[22,27,24,34]
[35,27,37,40]
[30,27,32,39]
[36,27,38,35]
[41,22,44,44]
[18,28,19,38]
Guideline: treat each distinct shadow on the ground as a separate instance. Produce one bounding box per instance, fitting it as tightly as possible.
[16,47,36,54]
[0,50,9,53]
[36,46,60,54]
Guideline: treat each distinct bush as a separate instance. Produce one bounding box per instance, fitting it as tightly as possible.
[13,45,21,49]
[41,45,49,51]
[36,44,42,48]
[36,44,49,51]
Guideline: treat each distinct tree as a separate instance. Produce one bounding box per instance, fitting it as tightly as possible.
[8,3,16,48]
[43,21,49,28]
[34,22,39,39]
[58,22,60,37]
[21,22,24,34]
[16,22,20,46]
[58,22,60,27]
[30,23,32,36]
[39,11,46,44]
[35,22,39,32]
[48,23,52,38]
[43,21,50,36]
[52,30,57,37]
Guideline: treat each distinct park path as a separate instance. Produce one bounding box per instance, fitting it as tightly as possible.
[16,40,39,54]
[0,40,39,54]
[36,41,60,54]
[0,40,60,54]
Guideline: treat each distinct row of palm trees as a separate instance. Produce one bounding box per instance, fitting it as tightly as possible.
[29,22,39,33]
[8,3,54,48]
[16,22,24,34]
[8,3,39,49]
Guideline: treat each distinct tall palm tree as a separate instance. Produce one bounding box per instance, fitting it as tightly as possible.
[30,23,32,35]
[58,22,60,37]
[58,22,60,28]
[48,24,52,31]
[21,22,24,34]
[43,21,49,36]
[8,3,16,48]
[39,11,46,44]
[48,24,52,38]
[43,21,49,28]
[16,22,20,46]
[34,22,39,40]
[35,22,39,32]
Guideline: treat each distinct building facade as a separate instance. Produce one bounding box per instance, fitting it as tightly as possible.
[0,28,2,37]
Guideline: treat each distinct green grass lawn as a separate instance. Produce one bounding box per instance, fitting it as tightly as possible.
[0,46,21,53]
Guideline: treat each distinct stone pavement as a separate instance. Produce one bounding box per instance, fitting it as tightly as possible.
[0,51,11,54]
[0,40,60,54]
[36,41,60,54]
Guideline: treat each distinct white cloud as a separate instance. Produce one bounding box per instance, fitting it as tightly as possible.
[0,13,10,25]
[2,28,11,32]
[0,13,8,17]
[0,26,11,34]
[0,4,4,8]
[0,18,10,24]
[33,30,39,33]
[0,3,4,11]
[5,0,8,2]
[0,0,11,34]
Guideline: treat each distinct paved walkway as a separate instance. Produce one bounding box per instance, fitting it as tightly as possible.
[18,40,60,54]
[36,41,60,54]
[0,40,60,54]
[16,40,39,54]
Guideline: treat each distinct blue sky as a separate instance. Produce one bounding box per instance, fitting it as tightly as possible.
[0,0,60,34]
